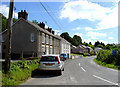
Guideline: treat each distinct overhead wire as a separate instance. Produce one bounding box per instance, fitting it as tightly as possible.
[39,1,63,31]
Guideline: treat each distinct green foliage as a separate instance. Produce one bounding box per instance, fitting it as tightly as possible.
[2,58,40,86]
[73,35,82,46]
[71,53,82,56]
[60,32,82,47]
[1,13,18,32]
[89,51,95,55]
[94,41,105,48]
[94,58,120,70]
[96,50,120,66]
[32,20,38,24]
[82,42,88,46]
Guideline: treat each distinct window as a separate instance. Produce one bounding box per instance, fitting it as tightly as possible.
[30,33,35,42]
[40,56,58,62]
[50,47,52,54]
[42,33,45,44]
[50,36,52,45]
[46,35,49,44]
[2,37,5,43]
[54,38,56,46]
[42,46,45,55]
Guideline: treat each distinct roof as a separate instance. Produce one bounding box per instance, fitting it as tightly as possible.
[1,17,61,40]
[72,45,77,48]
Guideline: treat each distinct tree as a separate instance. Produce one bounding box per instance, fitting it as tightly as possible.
[1,13,18,32]
[60,32,72,43]
[83,42,88,46]
[73,35,82,45]
[32,20,38,24]
[1,13,7,32]
[94,41,100,47]
[89,42,92,45]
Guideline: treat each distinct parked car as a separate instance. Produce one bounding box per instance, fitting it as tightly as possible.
[60,53,68,61]
[38,55,64,75]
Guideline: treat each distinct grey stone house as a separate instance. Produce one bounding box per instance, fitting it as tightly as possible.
[71,44,93,54]
[2,10,63,59]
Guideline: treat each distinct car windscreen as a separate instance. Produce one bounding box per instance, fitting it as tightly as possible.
[40,56,58,62]
[60,54,67,56]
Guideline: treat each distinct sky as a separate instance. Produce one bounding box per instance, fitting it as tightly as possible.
[0,0,119,45]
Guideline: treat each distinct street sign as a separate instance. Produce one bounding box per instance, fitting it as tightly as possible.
[112,50,117,55]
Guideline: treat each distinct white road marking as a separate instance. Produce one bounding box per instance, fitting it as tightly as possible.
[93,75,118,85]
[81,67,86,72]
[79,63,81,66]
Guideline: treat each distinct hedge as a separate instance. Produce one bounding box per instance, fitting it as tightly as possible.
[95,49,120,70]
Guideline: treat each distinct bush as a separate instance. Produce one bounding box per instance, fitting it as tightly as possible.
[96,50,120,65]
[2,58,40,86]
[83,53,90,56]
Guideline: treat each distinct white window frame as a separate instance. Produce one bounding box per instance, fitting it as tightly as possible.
[30,33,35,42]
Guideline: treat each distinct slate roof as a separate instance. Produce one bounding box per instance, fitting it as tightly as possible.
[2,17,61,40]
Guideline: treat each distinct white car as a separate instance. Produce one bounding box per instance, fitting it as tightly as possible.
[38,55,64,75]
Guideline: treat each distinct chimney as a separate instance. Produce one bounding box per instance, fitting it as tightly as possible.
[38,22,45,29]
[52,31,55,35]
[47,27,52,33]
[18,10,28,20]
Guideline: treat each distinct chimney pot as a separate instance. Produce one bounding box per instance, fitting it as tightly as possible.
[18,10,28,20]
[38,22,45,29]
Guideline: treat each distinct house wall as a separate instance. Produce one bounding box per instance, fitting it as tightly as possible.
[2,19,63,59]
[11,19,39,58]
[61,40,71,58]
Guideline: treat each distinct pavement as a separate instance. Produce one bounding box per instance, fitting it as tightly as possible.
[20,56,119,86]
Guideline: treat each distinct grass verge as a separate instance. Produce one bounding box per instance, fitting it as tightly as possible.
[2,58,40,86]
[71,53,82,56]
[94,58,120,70]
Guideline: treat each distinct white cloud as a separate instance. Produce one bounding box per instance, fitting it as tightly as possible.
[74,33,83,38]
[99,40,108,45]
[108,37,114,40]
[60,0,118,30]
[54,30,62,35]
[72,27,81,31]
[0,4,18,18]
[83,39,94,44]
[86,31,107,39]
[85,27,94,31]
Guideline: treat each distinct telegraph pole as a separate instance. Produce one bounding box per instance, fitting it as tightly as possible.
[5,0,14,74]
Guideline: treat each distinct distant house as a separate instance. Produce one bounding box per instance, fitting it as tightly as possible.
[58,36,71,58]
[1,10,70,59]
[71,44,92,54]
[94,47,102,54]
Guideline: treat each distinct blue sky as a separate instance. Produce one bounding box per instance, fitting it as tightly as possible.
[0,0,118,45]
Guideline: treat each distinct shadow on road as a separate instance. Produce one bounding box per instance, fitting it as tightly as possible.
[31,69,60,78]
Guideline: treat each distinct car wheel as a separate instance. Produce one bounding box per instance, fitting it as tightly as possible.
[62,68,64,71]
[57,70,62,75]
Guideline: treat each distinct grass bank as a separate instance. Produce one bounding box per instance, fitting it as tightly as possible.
[71,53,90,57]
[2,57,40,86]
[94,58,120,70]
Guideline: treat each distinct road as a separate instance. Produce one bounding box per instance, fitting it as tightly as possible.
[21,56,119,86]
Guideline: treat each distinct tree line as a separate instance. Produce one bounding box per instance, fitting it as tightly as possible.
[60,32,119,50]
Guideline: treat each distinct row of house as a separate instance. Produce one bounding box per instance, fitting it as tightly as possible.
[1,10,71,59]
[71,44,93,54]
[71,44,102,54]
